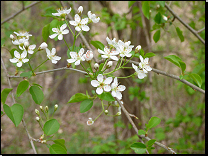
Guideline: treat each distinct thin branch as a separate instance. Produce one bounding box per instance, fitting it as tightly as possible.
[196,27,205,34]
[1,56,37,154]
[115,97,177,154]
[165,3,205,45]
[1,1,41,25]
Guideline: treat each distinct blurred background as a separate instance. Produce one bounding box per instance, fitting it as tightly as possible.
[1,1,205,154]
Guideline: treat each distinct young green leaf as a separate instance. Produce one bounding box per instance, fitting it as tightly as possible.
[90,40,105,50]
[153,30,160,43]
[68,93,88,103]
[128,1,136,8]
[49,144,67,154]
[42,23,50,42]
[147,139,156,147]
[176,27,184,42]
[29,86,44,104]
[44,119,60,136]
[178,61,186,74]
[20,71,33,78]
[154,12,162,24]
[140,49,145,58]
[157,1,166,7]
[1,88,13,104]
[16,80,29,97]
[189,73,202,88]
[130,142,147,154]
[144,52,156,58]
[53,139,67,151]
[142,1,150,19]
[164,55,181,68]
[80,99,93,113]
[138,129,146,135]
[3,104,24,127]
[97,92,115,101]
[147,116,161,129]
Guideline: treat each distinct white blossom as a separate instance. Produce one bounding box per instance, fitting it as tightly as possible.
[67,48,85,65]
[91,74,112,95]
[139,55,152,73]
[83,50,93,61]
[107,61,113,68]
[116,40,134,58]
[69,14,89,32]
[111,77,126,100]
[98,46,119,61]
[132,63,147,79]
[87,118,94,125]
[163,15,168,21]
[46,48,61,64]
[49,24,69,40]
[88,11,100,23]
[9,50,29,67]
[52,7,71,17]
[94,63,99,69]
[77,6,83,14]
[135,45,141,51]
[106,37,118,48]
[39,42,48,50]
[14,30,32,39]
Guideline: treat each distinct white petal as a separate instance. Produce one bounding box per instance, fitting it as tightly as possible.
[52,13,61,16]
[52,28,59,32]
[81,18,88,25]
[67,58,76,63]
[139,55,144,62]
[75,26,81,31]
[29,44,36,50]
[51,59,58,64]
[125,53,132,57]
[21,51,27,58]
[75,60,81,65]
[69,21,77,26]
[111,91,117,97]
[116,92,122,100]
[79,48,84,56]
[145,65,152,71]
[62,29,69,34]
[22,58,29,63]
[103,85,111,92]
[49,33,58,39]
[98,49,105,55]
[104,77,112,84]
[97,74,103,82]
[51,48,56,55]
[75,14,81,22]
[132,63,138,71]
[70,52,78,59]
[10,58,18,63]
[53,56,61,61]
[17,62,22,67]
[60,24,67,31]
[14,51,20,59]
[96,87,103,95]
[45,48,51,56]
[58,34,63,40]
[101,55,109,59]
[110,56,118,61]
[82,25,90,31]
[91,80,99,87]
[117,85,126,91]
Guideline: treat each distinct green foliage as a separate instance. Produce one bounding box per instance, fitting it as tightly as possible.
[1,88,13,104]
[42,23,50,42]
[43,119,60,136]
[189,73,202,88]
[142,1,150,19]
[146,116,161,130]
[16,80,29,97]
[97,92,115,102]
[29,86,44,105]
[130,142,146,154]
[153,30,160,43]
[80,99,93,113]
[90,40,105,50]
[68,93,89,103]
[3,104,24,127]
[20,71,33,78]
[176,27,184,42]
[49,144,67,154]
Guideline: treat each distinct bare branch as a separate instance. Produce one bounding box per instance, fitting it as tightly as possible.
[197,27,205,34]
[115,97,177,154]
[1,1,41,25]
[165,3,205,45]
[1,56,37,154]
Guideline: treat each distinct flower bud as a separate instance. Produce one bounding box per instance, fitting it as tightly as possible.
[116,112,121,116]
[24,41,29,47]
[35,109,40,115]
[78,6,83,14]
[39,42,47,50]
[41,140,47,144]
[10,34,15,40]
[40,106,43,111]
[54,104,58,111]
[162,15,168,21]
[94,63,99,70]
[87,118,94,125]
[107,61,113,68]
[104,110,108,114]
[157,4,160,9]
[36,117,40,121]
[135,45,141,53]
[39,134,44,140]
[45,106,48,112]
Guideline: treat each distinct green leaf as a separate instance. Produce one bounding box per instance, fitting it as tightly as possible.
[140,49,145,58]
[153,30,160,43]
[68,93,88,103]
[1,88,13,104]
[142,1,150,19]
[20,71,33,78]
[53,139,67,151]
[16,80,29,97]
[1,111,3,116]
[80,99,93,113]
[154,12,162,24]
[157,1,166,7]
[32,83,43,88]
[49,144,67,154]
[178,61,186,74]
[147,116,161,129]
[99,63,104,71]
[90,40,105,50]
[1,38,5,47]
[179,75,183,80]
[138,129,146,135]
[144,52,156,58]
[189,73,202,88]
[44,119,60,136]
[97,92,115,101]
[128,1,136,8]
[29,86,44,104]
[42,23,50,42]
[176,27,184,42]
[3,104,24,127]
[10,48,17,58]
[130,142,147,154]
[147,139,156,147]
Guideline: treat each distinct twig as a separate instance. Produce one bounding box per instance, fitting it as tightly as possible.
[1,1,41,25]
[196,27,205,34]
[165,3,205,45]
[115,97,177,154]
[1,56,37,154]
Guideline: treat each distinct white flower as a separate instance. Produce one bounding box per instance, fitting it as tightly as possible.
[94,63,99,69]
[78,6,83,14]
[49,24,69,40]
[52,7,71,17]
[98,46,119,61]
[135,45,141,51]
[91,74,112,95]
[116,40,134,58]
[12,37,29,49]
[69,14,89,32]
[139,55,152,73]
[88,11,100,23]
[36,117,40,121]
[39,42,48,50]
[83,50,93,61]
[162,15,168,21]
[111,77,126,100]
[9,50,29,67]
[20,44,36,54]
[87,118,94,125]
[115,100,123,115]
[46,48,61,64]
[107,61,113,68]
[106,37,118,48]
[132,63,147,79]
[67,48,85,65]
[10,34,15,40]
[14,30,32,39]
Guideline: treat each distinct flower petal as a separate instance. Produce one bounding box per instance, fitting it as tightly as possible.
[79,48,84,56]
[22,58,29,63]
[117,85,126,91]
[10,58,18,63]
[52,28,59,32]
[75,26,81,31]
[82,25,90,31]
[62,29,69,34]
[116,92,122,100]
[98,49,105,55]
[104,77,112,84]
[51,48,56,55]
[58,34,63,40]
[17,62,22,67]
[21,51,27,58]
[96,87,103,95]
[97,74,103,82]
[110,55,118,61]
[51,59,58,64]
[67,58,76,63]
[103,85,111,92]
[91,80,99,87]
[74,60,81,65]
[49,33,58,39]
[81,18,88,25]
[60,24,67,31]
[14,51,20,59]
[69,21,77,26]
